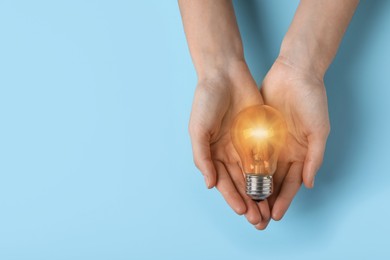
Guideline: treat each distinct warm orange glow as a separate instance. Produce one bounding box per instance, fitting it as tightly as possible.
[231,105,287,175]
[244,127,271,139]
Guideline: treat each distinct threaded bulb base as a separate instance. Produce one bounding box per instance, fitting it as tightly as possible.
[245,174,273,202]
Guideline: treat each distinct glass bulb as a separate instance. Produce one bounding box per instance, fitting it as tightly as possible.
[231,105,287,201]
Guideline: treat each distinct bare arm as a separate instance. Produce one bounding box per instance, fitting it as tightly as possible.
[280,0,360,79]
[178,0,244,79]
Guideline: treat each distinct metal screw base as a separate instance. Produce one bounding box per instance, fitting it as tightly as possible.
[245,174,273,202]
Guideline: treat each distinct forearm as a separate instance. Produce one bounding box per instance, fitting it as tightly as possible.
[178,0,244,79]
[279,0,359,78]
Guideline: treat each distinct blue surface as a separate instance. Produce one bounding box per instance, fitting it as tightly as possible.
[1,0,390,259]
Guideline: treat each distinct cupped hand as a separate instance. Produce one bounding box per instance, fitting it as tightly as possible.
[260,57,330,221]
[189,62,271,229]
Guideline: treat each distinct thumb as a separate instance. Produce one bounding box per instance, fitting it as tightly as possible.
[302,134,327,189]
[190,131,217,189]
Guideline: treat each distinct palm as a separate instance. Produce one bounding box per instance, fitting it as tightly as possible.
[260,59,330,219]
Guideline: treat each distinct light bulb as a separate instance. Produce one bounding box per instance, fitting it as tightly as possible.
[231,105,287,201]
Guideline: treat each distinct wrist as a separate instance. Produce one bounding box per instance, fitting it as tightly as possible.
[196,53,246,81]
[196,59,262,104]
[196,58,249,85]
[279,36,328,80]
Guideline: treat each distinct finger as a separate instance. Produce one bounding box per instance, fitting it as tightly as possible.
[226,163,262,225]
[257,199,271,228]
[190,131,217,188]
[268,162,291,210]
[255,218,271,230]
[302,134,327,189]
[255,196,271,230]
[214,161,247,215]
[272,162,303,221]
[257,199,270,222]
[254,199,271,230]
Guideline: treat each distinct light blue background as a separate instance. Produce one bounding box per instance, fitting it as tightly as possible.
[1,0,389,259]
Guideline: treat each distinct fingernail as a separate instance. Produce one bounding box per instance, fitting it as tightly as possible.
[204,176,210,188]
[272,210,282,221]
[311,177,315,188]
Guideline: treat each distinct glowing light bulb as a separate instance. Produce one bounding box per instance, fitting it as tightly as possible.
[231,105,287,201]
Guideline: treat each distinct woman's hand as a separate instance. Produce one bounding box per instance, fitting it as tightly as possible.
[189,61,271,229]
[260,57,330,221]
